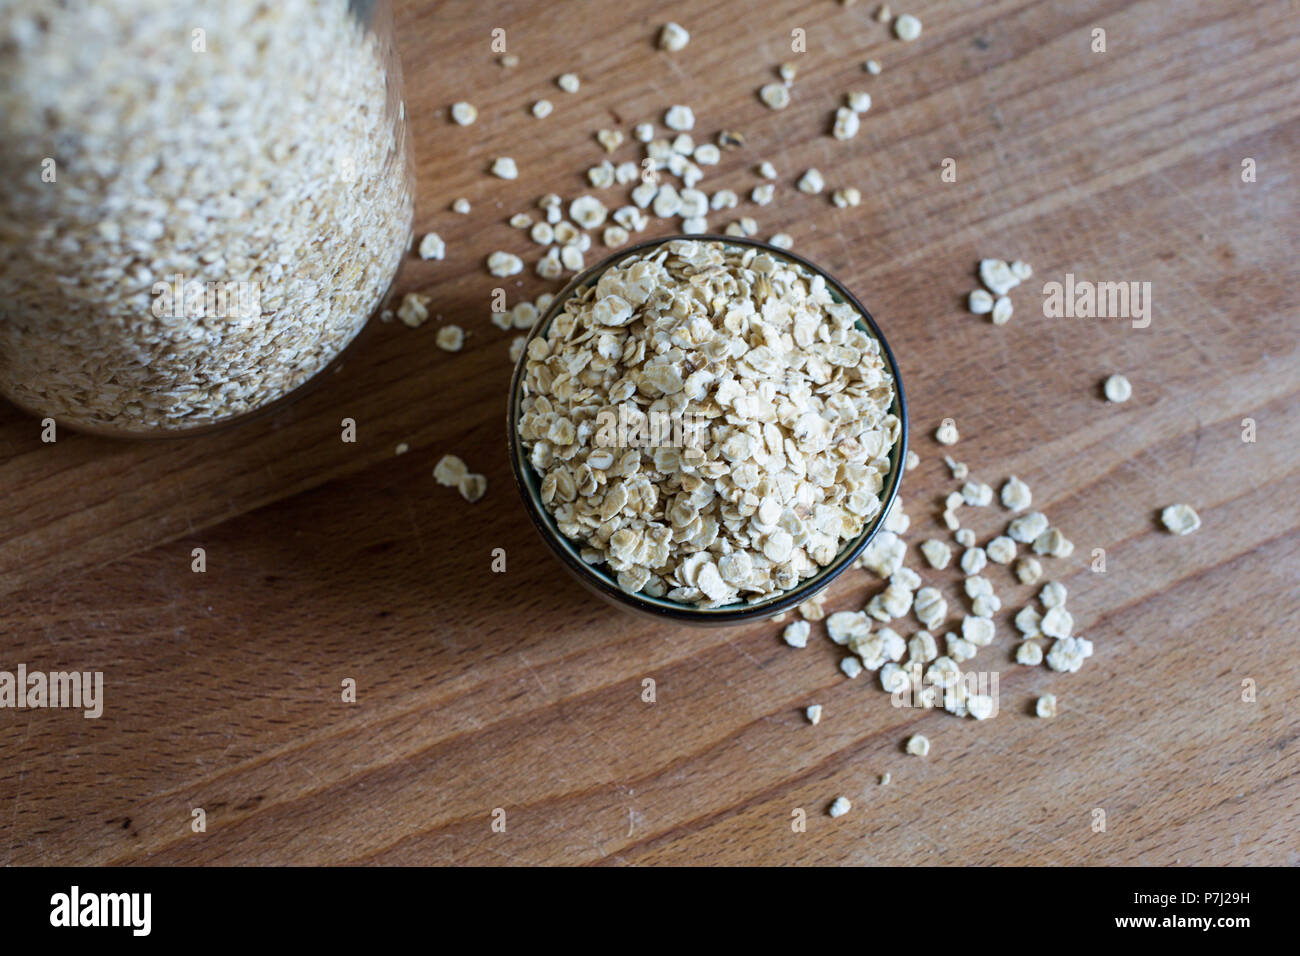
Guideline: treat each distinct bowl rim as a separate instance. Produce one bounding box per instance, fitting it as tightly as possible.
[505,234,908,625]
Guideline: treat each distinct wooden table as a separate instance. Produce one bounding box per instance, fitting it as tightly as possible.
[2,0,1297,866]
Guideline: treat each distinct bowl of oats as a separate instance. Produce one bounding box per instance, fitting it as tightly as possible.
[508,236,907,624]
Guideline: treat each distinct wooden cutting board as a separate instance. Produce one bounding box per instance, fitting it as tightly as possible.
[2,0,1297,865]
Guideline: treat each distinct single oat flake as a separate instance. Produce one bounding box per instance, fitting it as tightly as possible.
[797,169,825,194]
[434,454,468,487]
[905,734,930,756]
[783,620,811,648]
[829,796,852,817]
[658,22,690,51]
[979,258,1020,296]
[458,473,488,503]
[1104,374,1133,403]
[418,233,446,261]
[664,105,695,131]
[435,325,464,352]
[893,13,922,41]
[487,251,524,277]
[1001,476,1032,512]
[760,83,791,110]
[1161,503,1201,535]
[991,296,1013,325]
[450,101,477,126]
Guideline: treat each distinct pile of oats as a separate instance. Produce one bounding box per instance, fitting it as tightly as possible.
[0,0,412,433]
[517,239,899,608]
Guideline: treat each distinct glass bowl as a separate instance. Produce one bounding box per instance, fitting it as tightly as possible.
[506,235,908,626]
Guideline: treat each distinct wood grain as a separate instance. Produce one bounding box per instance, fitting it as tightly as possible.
[1,0,1297,866]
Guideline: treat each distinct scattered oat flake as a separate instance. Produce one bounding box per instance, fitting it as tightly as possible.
[557,73,580,92]
[532,99,553,119]
[1001,476,1032,511]
[832,187,862,208]
[417,233,445,261]
[905,734,930,756]
[694,143,721,165]
[658,21,690,51]
[1015,555,1043,585]
[805,704,822,725]
[1104,374,1132,403]
[833,107,861,140]
[1046,636,1093,673]
[452,198,470,214]
[979,258,1020,296]
[991,296,1013,325]
[783,619,811,648]
[1016,641,1044,666]
[846,91,872,113]
[717,129,746,150]
[797,168,825,194]
[1040,580,1067,608]
[435,325,464,352]
[760,83,791,110]
[968,289,993,314]
[894,13,922,41]
[770,233,794,250]
[450,101,477,126]
[487,251,524,277]
[935,419,959,445]
[396,292,431,328]
[921,539,951,569]
[829,796,852,817]
[394,442,409,456]
[1036,693,1058,717]
[664,105,695,131]
[433,454,468,487]
[596,128,624,153]
[491,157,518,179]
[458,473,488,503]
[865,58,883,74]
[1161,503,1201,535]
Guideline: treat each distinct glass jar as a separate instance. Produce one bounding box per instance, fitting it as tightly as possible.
[0,0,414,436]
